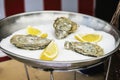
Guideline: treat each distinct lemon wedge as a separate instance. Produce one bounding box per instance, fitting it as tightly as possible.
[27,26,41,36]
[40,41,58,61]
[75,33,102,42]
[39,33,48,38]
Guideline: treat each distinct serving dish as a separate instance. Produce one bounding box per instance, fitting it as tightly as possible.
[0,11,120,71]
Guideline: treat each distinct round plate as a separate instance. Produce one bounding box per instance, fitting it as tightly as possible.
[0,11,120,71]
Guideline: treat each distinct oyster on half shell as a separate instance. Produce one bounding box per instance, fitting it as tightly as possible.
[53,17,78,39]
[64,41,104,57]
[10,35,51,50]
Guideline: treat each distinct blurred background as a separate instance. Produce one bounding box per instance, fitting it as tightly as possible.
[0,0,119,21]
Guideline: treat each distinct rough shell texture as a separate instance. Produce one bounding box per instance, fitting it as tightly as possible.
[64,41,104,57]
[10,35,51,50]
[53,17,78,39]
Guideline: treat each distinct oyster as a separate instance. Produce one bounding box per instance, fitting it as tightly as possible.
[10,35,51,50]
[53,17,78,39]
[64,41,104,57]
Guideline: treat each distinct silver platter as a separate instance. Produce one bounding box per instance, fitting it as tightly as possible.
[0,11,120,71]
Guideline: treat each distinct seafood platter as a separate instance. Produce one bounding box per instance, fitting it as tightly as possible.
[0,11,120,71]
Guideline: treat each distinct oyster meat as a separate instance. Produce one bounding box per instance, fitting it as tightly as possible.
[64,41,104,57]
[10,35,51,50]
[53,17,78,39]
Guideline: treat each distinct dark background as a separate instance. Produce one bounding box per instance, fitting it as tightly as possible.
[95,0,119,22]
[95,0,120,30]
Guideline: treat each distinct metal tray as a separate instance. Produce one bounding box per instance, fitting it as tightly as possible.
[0,11,120,71]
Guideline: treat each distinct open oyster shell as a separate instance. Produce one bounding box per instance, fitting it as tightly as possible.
[53,17,78,39]
[10,35,51,50]
[64,41,104,57]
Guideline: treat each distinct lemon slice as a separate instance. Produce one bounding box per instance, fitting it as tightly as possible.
[75,33,102,42]
[26,26,41,35]
[39,33,48,38]
[40,41,58,61]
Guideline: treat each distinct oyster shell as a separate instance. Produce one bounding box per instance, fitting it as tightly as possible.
[53,17,78,39]
[64,41,104,57]
[10,35,51,50]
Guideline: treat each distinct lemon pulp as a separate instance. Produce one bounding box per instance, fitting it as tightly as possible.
[27,26,41,36]
[40,41,58,61]
[39,33,48,38]
[75,33,102,42]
